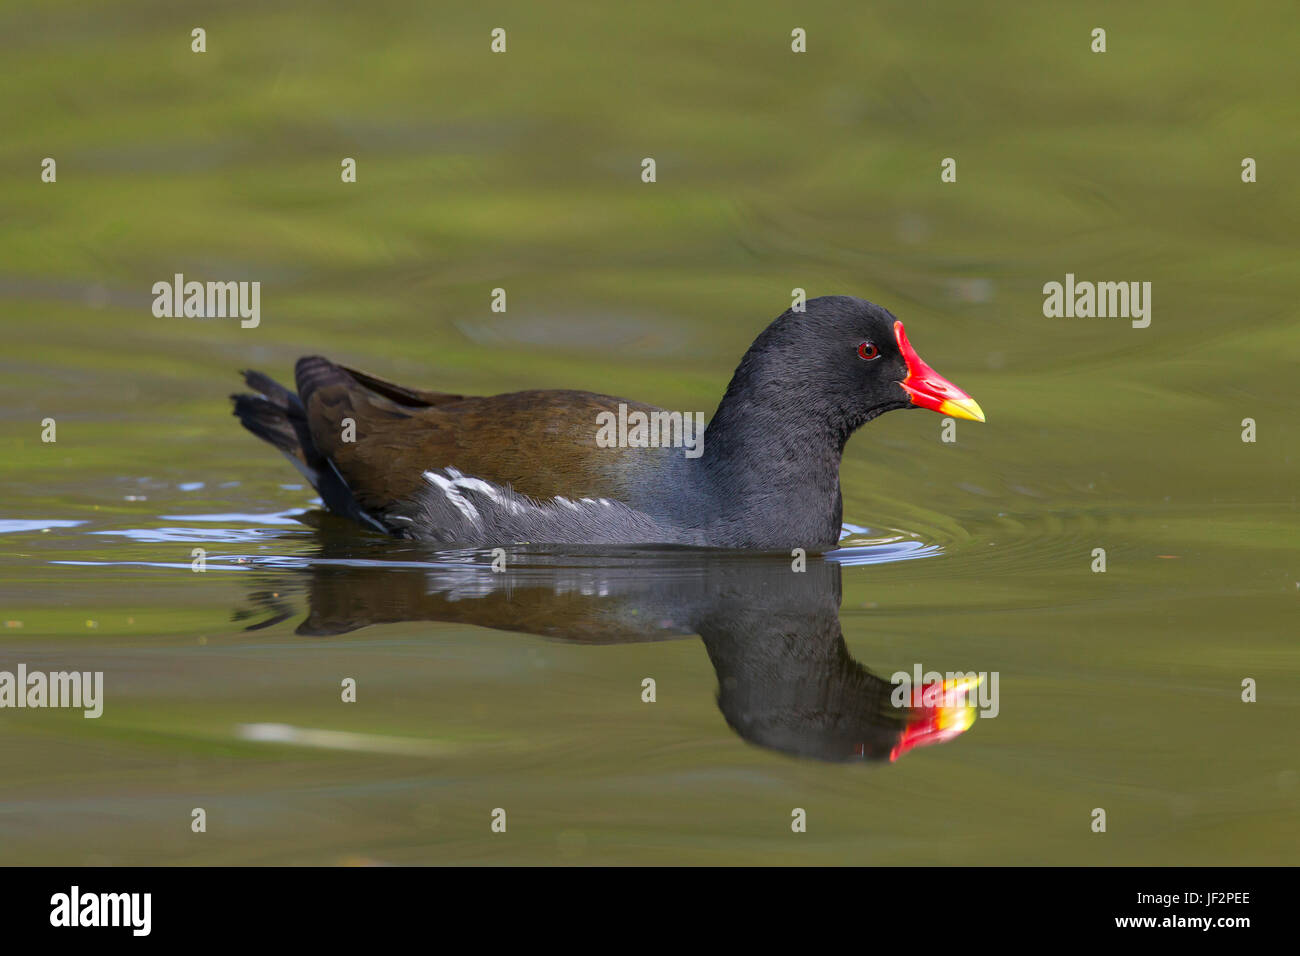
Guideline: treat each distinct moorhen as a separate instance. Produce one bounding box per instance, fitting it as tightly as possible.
[231,295,984,548]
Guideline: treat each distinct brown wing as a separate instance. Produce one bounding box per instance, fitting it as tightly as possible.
[336,365,464,408]
[296,358,659,513]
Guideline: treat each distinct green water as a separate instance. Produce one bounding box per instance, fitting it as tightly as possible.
[1,1,1297,864]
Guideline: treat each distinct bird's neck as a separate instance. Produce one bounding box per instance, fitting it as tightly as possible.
[697,382,848,549]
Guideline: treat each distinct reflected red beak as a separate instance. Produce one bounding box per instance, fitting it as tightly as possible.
[894,321,985,423]
[889,675,981,762]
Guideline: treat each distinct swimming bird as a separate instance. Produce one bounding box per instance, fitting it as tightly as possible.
[231,295,983,548]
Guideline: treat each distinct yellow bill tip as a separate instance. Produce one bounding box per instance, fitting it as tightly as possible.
[937,397,986,423]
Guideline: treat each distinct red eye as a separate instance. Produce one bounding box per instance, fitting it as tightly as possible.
[858,342,879,360]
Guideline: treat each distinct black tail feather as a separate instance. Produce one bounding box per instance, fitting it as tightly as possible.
[230,391,315,482]
[231,366,388,533]
[241,368,303,414]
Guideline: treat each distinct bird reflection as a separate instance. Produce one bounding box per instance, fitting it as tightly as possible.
[237,528,975,764]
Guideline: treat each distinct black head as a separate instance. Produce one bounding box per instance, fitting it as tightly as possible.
[717,295,984,444]
[698,296,984,548]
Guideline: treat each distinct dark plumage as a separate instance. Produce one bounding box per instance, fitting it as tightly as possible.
[231,295,983,548]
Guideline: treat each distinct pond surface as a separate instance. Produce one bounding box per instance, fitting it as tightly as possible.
[0,1,1296,864]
